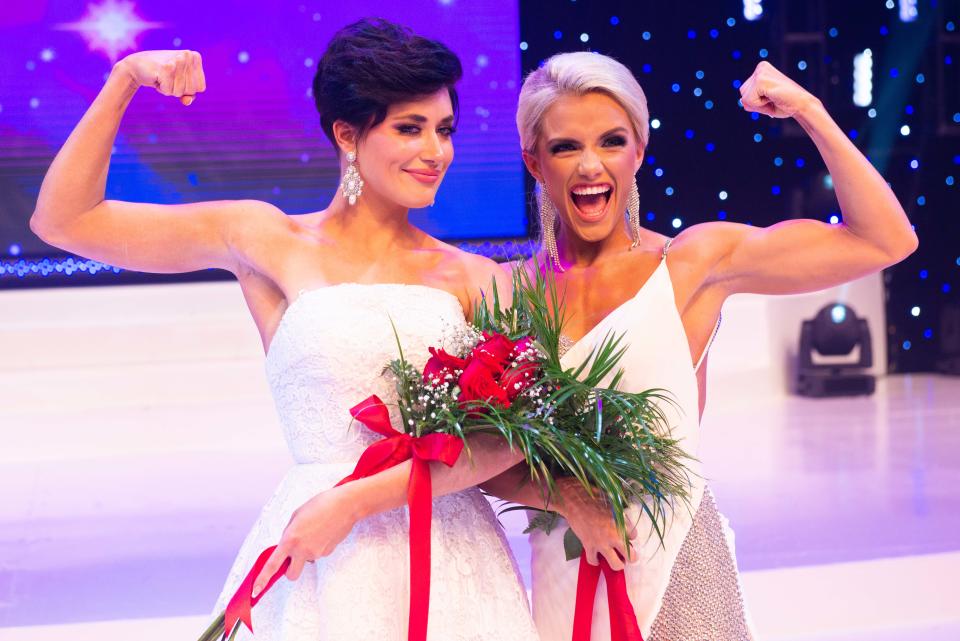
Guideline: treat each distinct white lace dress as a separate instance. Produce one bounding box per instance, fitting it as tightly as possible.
[213,283,539,641]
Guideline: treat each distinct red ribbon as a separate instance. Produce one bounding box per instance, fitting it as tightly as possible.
[571,552,643,641]
[222,395,464,641]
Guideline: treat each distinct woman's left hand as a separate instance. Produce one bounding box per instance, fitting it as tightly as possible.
[739,60,821,119]
[251,485,359,598]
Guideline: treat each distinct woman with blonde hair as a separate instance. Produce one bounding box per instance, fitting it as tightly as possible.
[481,51,917,639]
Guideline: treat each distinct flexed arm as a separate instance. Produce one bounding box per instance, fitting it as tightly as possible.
[700,61,918,296]
[30,50,284,274]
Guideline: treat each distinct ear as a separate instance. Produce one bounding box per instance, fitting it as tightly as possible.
[332,120,358,155]
[634,145,645,173]
[522,149,544,184]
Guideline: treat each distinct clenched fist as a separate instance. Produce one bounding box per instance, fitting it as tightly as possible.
[115,50,206,106]
[739,60,820,119]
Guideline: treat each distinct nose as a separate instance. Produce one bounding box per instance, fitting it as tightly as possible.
[422,131,445,166]
[577,148,602,178]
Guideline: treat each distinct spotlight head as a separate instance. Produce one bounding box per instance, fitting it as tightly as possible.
[797,302,875,397]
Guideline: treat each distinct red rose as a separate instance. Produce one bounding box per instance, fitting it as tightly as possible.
[458,358,511,409]
[500,360,540,400]
[423,347,467,384]
[471,333,516,373]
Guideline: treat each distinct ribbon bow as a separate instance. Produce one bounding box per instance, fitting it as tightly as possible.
[223,395,463,641]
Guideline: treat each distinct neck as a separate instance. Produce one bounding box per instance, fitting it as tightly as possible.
[552,225,635,270]
[323,188,422,254]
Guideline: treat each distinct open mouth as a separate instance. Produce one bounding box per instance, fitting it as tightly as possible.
[570,184,613,221]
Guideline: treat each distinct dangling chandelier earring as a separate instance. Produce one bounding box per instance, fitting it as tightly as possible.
[627,177,641,248]
[537,182,564,272]
[340,150,364,205]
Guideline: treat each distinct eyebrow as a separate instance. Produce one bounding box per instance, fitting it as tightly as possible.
[392,113,455,124]
[545,127,630,146]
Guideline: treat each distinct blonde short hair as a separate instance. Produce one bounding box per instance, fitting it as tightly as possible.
[516,51,650,153]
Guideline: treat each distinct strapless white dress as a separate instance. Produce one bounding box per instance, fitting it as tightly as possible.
[213,283,539,641]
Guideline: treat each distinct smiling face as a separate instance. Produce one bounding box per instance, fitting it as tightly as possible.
[523,91,644,245]
[343,88,456,210]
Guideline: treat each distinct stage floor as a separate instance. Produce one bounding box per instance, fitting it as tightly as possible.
[1,373,958,639]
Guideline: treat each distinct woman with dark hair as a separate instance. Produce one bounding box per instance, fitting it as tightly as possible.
[30,18,539,640]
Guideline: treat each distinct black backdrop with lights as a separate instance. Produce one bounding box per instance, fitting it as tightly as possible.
[517,0,960,373]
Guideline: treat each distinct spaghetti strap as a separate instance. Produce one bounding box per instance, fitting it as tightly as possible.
[694,313,722,372]
[661,237,674,260]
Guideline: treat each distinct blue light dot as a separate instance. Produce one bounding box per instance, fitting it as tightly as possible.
[732,79,742,89]
[957,256,960,266]
[916,73,925,83]
[695,70,705,80]
[910,159,919,169]
[642,63,652,73]
[519,41,528,51]
[920,269,929,279]
[924,329,933,339]
[911,306,921,317]
[666,186,675,196]
[705,142,716,152]
[709,29,719,38]
[902,340,912,350]
[718,210,728,220]
[947,55,954,65]
[672,217,683,229]
[554,30,563,40]
[642,31,651,40]
[947,176,955,186]
[646,156,655,166]
[828,27,839,37]
[889,67,898,77]
[850,129,859,139]
[753,133,763,142]
[774,156,783,166]
[948,21,957,32]
[726,17,736,27]
[646,212,655,221]
[868,108,877,118]
[685,129,694,139]
[943,284,952,293]
[671,83,681,93]
[759,48,768,58]
[687,29,697,39]
[795,158,805,168]
[705,100,714,109]
[917,195,926,206]
[829,215,840,224]
[693,87,703,97]
[954,155,960,165]
[953,113,960,123]
[580,32,590,42]
[719,190,729,200]
[750,112,760,121]
[880,25,889,36]
[654,168,664,177]
[732,49,742,59]
[610,16,620,25]
[798,60,808,71]
[771,185,781,195]
[8,244,21,256]
[651,118,661,129]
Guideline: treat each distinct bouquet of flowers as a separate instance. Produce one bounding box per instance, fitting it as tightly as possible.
[202,268,690,641]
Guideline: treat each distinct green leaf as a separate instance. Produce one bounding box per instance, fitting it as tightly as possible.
[563,527,584,562]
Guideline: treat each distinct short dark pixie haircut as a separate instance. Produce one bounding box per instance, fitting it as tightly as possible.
[313,18,463,153]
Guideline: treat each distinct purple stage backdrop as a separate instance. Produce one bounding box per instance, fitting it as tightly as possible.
[0,0,526,260]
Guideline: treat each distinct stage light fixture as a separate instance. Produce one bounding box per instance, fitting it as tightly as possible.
[797,303,875,397]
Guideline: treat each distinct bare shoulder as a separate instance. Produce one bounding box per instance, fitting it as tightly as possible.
[428,240,510,300]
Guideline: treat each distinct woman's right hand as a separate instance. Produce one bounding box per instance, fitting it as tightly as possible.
[556,478,637,571]
[115,50,206,105]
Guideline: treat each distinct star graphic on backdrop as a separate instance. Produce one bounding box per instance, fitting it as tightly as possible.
[56,0,164,62]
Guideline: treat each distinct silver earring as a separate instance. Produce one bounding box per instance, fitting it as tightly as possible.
[537,182,564,272]
[627,178,641,248]
[341,151,364,205]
